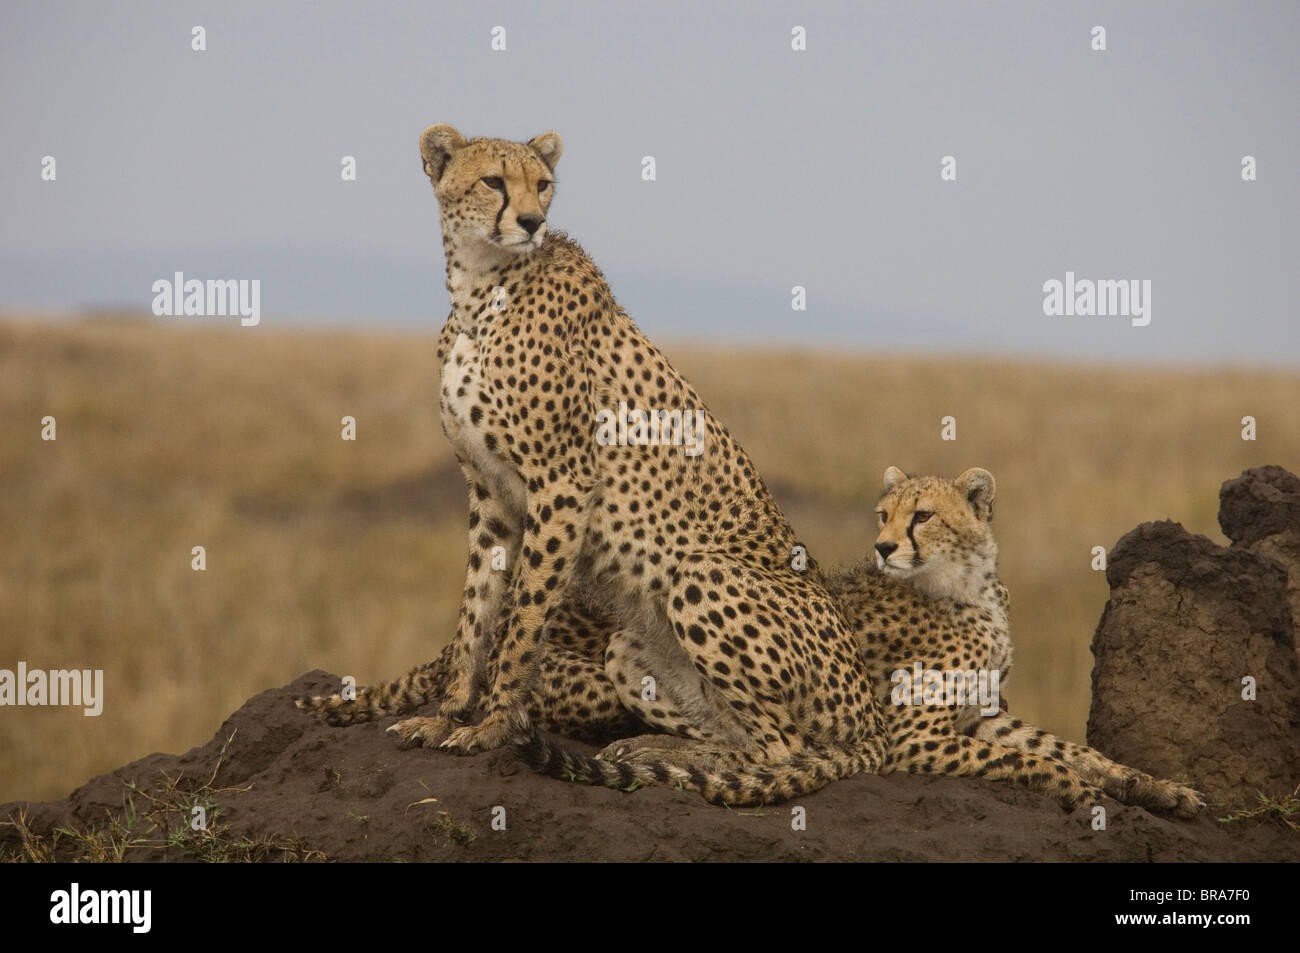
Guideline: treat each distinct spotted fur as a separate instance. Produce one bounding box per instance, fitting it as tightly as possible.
[521,468,1205,816]
[299,125,887,804]
[824,466,1202,816]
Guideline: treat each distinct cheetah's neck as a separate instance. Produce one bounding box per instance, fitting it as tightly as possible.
[440,229,538,334]
[906,537,999,610]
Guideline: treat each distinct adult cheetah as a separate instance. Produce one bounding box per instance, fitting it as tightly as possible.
[299,125,886,804]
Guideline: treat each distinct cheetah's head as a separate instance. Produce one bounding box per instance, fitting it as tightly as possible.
[873,466,997,604]
[420,124,563,259]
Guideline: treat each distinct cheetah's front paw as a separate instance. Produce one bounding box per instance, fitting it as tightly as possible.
[440,709,527,753]
[388,715,456,749]
[1143,779,1206,819]
[1109,768,1206,818]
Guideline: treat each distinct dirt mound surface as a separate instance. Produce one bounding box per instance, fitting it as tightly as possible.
[3,670,1294,862]
[1219,465,1300,547]
[1220,465,1300,640]
[1088,466,1300,811]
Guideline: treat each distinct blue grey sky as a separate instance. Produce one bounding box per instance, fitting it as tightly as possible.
[2,0,1297,364]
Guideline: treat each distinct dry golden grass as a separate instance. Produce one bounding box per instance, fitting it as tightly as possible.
[2,315,1297,803]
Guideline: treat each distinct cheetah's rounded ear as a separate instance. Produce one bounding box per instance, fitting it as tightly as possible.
[420,125,468,183]
[882,466,908,491]
[954,467,996,521]
[528,131,563,171]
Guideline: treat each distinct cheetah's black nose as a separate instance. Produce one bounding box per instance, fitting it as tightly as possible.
[517,214,544,235]
[875,542,898,559]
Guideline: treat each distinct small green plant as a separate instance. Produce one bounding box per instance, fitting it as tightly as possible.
[432,811,477,846]
[1218,783,1300,835]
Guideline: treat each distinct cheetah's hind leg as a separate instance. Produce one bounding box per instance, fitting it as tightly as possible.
[665,552,886,765]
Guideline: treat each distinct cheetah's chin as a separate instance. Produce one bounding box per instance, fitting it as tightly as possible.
[496,235,543,252]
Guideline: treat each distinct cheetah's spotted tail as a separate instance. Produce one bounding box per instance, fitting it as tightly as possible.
[518,732,876,807]
[294,644,454,726]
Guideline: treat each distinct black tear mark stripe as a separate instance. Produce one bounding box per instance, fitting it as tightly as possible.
[904,489,923,565]
[493,165,510,234]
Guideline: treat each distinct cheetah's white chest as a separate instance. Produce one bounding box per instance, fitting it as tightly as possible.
[440,333,526,516]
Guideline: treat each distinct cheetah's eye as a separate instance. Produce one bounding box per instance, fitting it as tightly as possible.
[913,511,933,524]
[538,179,550,191]
[877,511,887,525]
[481,176,505,191]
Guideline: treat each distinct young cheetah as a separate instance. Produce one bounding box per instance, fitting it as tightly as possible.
[522,467,1204,816]
[825,466,1203,816]
[299,125,886,804]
